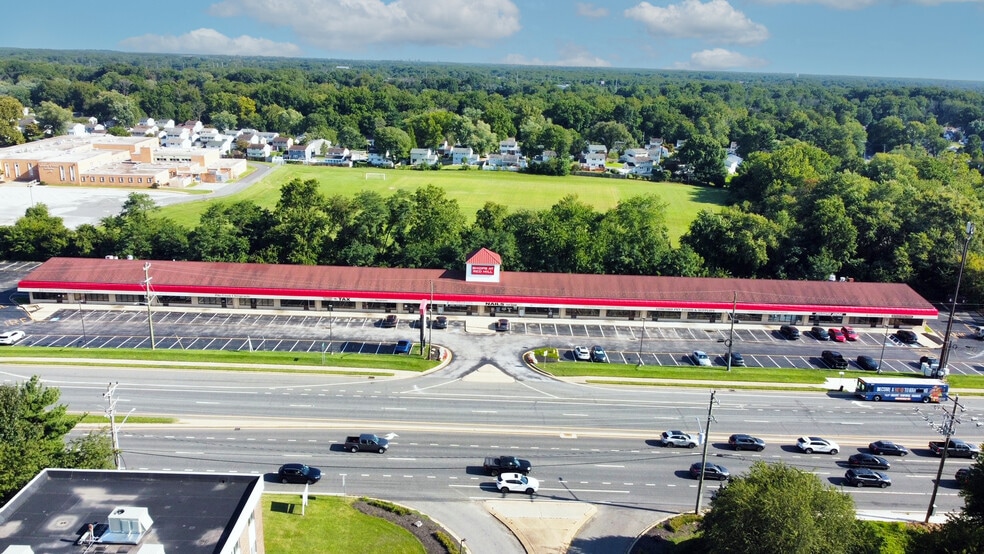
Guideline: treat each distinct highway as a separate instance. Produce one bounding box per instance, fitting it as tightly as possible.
[4,364,979,518]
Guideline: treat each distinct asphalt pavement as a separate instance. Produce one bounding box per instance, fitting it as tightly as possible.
[4,303,966,554]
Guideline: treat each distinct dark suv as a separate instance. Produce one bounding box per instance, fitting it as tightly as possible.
[895,330,919,345]
[728,434,766,452]
[811,326,830,340]
[278,463,322,484]
[382,314,398,328]
[844,468,891,488]
[779,325,801,340]
[821,350,848,369]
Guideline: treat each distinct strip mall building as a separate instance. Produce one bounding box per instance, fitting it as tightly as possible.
[17,249,938,328]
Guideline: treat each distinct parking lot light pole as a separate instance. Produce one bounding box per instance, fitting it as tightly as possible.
[78,298,87,347]
[726,292,736,372]
[637,314,645,366]
[328,303,333,354]
[877,320,889,374]
[939,221,974,378]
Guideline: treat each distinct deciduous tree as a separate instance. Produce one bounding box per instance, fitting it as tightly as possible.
[0,376,113,504]
[700,462,857,554]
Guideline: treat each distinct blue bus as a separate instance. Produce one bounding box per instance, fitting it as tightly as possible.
[854,377,948,403]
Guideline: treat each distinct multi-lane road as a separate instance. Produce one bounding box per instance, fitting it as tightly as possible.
[2,359,980,554]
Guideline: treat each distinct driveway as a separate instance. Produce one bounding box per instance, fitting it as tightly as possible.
[0,163,277,228]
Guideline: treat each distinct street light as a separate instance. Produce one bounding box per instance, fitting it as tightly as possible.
[458,538,467,554]
[328,303,333,354]
[876,322,889,374]
[637,312,646,366]
[938,221,975,378]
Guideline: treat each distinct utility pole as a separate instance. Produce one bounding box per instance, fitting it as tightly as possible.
[924,394,964,523]
[104,382,123,470]
[143,262,156,349]
[694,390,718,513]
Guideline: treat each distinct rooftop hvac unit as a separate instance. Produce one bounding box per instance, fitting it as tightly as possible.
[100,506,154,544]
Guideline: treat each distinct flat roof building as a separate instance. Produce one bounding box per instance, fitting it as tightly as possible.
[0,469,264,554]
[18,254,937,327]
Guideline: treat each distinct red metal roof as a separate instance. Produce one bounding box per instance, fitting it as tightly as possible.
[17,257,938,317]
[466,248,501,266]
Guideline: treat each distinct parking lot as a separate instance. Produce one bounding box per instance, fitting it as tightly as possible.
[9,307,982,376]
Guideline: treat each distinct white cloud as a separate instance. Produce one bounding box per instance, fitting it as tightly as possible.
[577,2,610,17]
[120,28,302,56]
[505,44,612,67]
[754,0,980,8]
[677,48,768,70]
[624,0,769,45]
[208,0,521,50]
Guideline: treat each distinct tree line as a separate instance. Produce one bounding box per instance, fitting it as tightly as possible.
[2,51,984,303]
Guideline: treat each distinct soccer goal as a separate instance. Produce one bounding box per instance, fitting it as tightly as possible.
[364,172,387,180]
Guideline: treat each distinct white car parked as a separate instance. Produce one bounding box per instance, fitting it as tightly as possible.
[691,350,711,366]
[496,472,539,494]
[797,436,840,455]
[0,330,26,345]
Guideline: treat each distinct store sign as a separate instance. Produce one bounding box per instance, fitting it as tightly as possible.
[471,265,495,275]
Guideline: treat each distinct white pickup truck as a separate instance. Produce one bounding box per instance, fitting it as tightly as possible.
[658,430,700,448]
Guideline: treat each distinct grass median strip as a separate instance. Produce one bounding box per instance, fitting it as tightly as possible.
[0,346,439,373]
[542,361,984,390]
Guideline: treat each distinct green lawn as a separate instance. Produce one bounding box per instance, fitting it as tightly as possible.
[156,165,728,241]
[263,494,425,554]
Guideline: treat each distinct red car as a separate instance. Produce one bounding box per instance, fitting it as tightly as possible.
[841,326,859,341]
[828,328,846,342]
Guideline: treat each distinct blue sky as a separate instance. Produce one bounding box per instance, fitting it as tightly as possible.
[5,0,984,82]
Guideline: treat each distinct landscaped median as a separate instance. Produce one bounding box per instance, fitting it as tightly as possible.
[526,348,984,392]
[0,346,442,375]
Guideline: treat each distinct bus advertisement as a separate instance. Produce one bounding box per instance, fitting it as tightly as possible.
[854,377,948,403]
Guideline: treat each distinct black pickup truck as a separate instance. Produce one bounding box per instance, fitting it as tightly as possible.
[344,433,390,453]
[483,455,532,476]
[928,439,980,458]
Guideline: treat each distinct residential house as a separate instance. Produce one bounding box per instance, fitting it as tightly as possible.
[533,150,558,163]
[619,148,649,163]
[258,131,280,143]
[270,136,294,151]
[435,140,452,159]
[322,146,351,166]
[725,152,743,174]
[163,126,193,148]
[247,143,272,160]
[499,137,520,156]
[66,122,87,136]
[410,148,439,166]
[483,153,526,171]
[367,147,392,167]
[129,123,159,137]
[284,139,326,163]
[586,144,608,156]
[451,145,479,165]
[580,151,607,171]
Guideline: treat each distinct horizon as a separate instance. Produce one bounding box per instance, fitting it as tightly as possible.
[4,0,984,82]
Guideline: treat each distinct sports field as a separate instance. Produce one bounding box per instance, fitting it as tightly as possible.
[158,165,729,241]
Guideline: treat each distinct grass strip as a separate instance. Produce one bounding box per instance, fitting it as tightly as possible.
[0,346,439,372]
[76,414,177,424]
